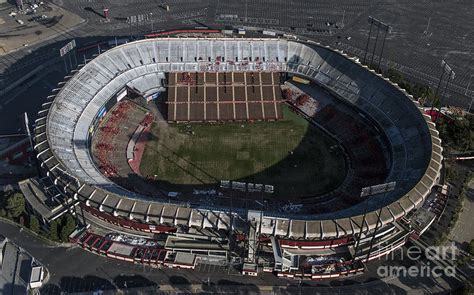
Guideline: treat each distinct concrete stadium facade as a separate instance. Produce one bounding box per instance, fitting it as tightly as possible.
[33,37,442,257]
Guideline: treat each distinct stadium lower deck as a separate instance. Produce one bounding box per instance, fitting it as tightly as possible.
[167,72,283,122]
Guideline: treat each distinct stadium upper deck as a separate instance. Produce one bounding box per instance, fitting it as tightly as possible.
[34,38,442,239]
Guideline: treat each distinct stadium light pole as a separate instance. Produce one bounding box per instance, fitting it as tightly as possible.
[370,25,380,68]
[431,60,454,120]
[377,25,392,72]
[435,69,455,124]
[351,191,371,266]
[465,74,473,96]
[245,2,248,23]
[364,192,386,262]
[351,182,396,265]
[364,17,391,70]
[465,74,473,113]
[430,60,449,114]
[424,16,431,35]
[367,17,391,70]
[363,18,374,64]
[150,12,154,33]
[127,16,133,40]
[365,182,395,262]
[342,10,345,27]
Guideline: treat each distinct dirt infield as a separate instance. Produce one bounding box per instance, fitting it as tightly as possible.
[167,72,283,122]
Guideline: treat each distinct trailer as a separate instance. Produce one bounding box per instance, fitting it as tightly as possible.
[262,30,277,36]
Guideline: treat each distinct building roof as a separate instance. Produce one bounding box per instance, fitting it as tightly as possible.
[0,242,30,295]
[173,252,196,265]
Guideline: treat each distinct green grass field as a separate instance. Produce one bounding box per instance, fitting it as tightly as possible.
[140,106,346,198]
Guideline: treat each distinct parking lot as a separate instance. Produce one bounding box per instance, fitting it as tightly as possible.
[0,2,83,55]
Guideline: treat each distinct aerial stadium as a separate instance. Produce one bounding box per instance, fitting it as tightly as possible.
[33,36,443,278]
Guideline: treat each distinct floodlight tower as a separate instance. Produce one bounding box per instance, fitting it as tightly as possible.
[363,16,392,71]
[376,23,392,72]
[149,12,154,33]
[351,182,396,264]
[431,60,455,121]
[466,75,473,113]
[362,18,374,64]
[436,64,455,124]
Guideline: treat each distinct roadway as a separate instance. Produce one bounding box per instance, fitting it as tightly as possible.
[0,219,465,294]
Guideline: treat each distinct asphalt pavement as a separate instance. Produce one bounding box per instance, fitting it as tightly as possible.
[0,219,465,294]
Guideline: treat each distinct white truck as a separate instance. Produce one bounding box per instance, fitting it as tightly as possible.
[262,30,277,37]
